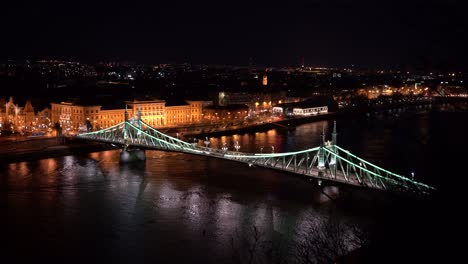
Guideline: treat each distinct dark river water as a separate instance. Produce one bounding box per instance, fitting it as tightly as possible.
[0,110,464,263]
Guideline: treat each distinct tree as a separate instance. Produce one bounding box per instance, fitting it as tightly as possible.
[230,226,288,264]
[228,216,369,264]
[294,217,367,264]
[53,122,62,136]
[85,119,92,132]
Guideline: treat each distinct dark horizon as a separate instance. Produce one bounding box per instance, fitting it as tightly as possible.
[3,0,468,71]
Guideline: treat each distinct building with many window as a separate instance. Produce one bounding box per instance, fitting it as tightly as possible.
[51,102,103,132]
[203,104,249,122]
[1,97,50,133]
[50,98,205,133]
[127,99,204,127]
[127,100,165,127]
[273,98,330,117]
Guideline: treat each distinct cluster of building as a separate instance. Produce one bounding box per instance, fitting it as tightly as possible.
[50,99,208,133]
[1,93,333,135]
[272,98,329,117]
[0,97,51,133]
[0,96,208,134]
[217,91,301,112]
[436,84,468,97]
[356,84,430,99]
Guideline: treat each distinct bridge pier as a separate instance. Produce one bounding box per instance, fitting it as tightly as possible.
[119,148,146,163]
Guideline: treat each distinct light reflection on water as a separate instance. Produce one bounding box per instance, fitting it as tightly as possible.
[1,113,454,262]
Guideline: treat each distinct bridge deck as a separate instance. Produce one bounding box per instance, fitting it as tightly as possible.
[74,119,434,194]
[77,137,382,190]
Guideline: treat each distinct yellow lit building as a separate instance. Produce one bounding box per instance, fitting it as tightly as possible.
[23,100,36,129]
[166,105,191,126]
[262,73,268,86]
[51,99,205,132]
[187,100,203,123]
[128,99,203,127]
[51,102,102,132]
[357,84,429,99]
[127,100,165,127]
[1,97,50,133]
[97,108,127,129]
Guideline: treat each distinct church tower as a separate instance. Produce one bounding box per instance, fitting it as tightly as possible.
[262,71,268,86]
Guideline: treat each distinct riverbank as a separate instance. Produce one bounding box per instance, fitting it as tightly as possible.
[0,100,436,164]
[181,108,384,138]
[0,137,116,164]
[180,100,434,138]
[181,111,348,138]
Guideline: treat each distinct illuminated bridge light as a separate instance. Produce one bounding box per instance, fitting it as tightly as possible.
[76,119,435,194]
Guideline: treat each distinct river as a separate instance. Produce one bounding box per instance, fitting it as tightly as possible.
[0,110,463,263]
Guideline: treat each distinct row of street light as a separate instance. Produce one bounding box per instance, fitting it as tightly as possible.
[194,136,275,153]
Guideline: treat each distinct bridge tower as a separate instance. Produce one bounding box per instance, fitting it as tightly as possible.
[330,121,338,176]
[137,107,142,129]
[317,128,326,177]
[123,104,129,148]
[331,121,337,147]
[120,105,146,163]
[331,121,337,164]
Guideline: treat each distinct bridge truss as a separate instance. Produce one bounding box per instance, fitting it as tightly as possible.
[76,117,435,194]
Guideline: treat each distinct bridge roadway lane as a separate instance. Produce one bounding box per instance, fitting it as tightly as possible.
[117,139,384,190]
[221,152,383,190]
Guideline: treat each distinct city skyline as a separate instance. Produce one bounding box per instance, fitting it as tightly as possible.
[3,0,467,70]
[2,1,465,263]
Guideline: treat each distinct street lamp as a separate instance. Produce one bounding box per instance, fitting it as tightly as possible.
[235,141,240,153]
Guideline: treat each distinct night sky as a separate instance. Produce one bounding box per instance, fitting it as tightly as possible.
[3,0,467,69]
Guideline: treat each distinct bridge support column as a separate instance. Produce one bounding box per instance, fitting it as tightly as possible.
[120,149,131,163]
[134,149,146,161]
[318,129,326,177]
[330,121,338,176]
[120,147,146,163]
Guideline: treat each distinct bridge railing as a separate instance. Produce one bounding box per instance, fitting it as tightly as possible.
[333,145,435,192]
[75,120,435,194]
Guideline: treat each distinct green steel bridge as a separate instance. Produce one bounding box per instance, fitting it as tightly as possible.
[75,111,435,195]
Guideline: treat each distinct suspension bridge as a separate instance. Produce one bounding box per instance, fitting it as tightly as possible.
[75,111,435,195]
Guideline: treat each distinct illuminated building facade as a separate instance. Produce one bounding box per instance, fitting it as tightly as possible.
[292,106,328,116]
[187,101,203,123]
[97,108,127,129]
[51,102,102,132]
[262,73,268,86]
[37,108,52,130]
[50,98,204,133]
[23,100,36,130]
[203,104,249,122]
[0,97,51,133]
[127,99,203,127]
[1,97,20,130]
[166,104,191,126]
[127,100,165,127]
[357,84,430,99]
[217,91,290,114]
[275,98,329,117]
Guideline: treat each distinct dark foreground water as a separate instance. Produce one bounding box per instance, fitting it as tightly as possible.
[0,110,465,263]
